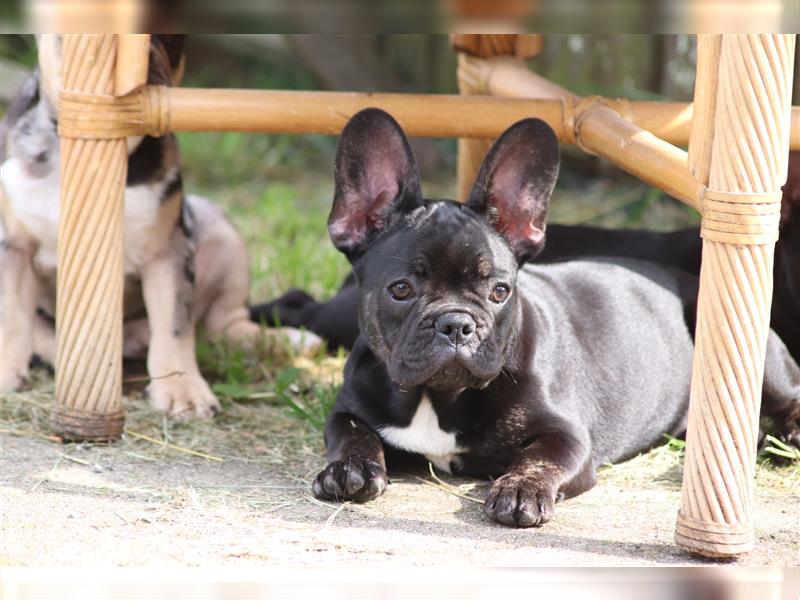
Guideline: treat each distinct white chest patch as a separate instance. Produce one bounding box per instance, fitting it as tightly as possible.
[1,158,173,276]
[378,394,463,473]
[1,158,61,272]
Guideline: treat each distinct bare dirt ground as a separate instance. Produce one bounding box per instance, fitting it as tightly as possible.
[2,379,799,568]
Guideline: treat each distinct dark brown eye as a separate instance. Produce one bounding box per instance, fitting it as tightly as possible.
[490,284,510,303]
[388,280,414,301]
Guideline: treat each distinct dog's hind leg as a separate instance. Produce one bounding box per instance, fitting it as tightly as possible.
[191,196,322,356]
[761,330,800,448]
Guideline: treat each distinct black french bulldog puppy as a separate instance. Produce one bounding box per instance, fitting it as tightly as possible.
[312,110,800,523]
[311,108,708,527]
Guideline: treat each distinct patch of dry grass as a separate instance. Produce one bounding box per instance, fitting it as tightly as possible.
[599,435,800,494]
[0,352,346,473]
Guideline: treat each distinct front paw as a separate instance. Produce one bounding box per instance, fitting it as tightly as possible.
[146,373,220,420]
[484,472,558,528]
[312,456,388,503]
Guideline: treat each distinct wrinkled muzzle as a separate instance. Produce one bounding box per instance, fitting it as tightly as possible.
[386,308,505,390]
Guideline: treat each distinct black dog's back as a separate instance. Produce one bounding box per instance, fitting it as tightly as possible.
[519,257,695,465]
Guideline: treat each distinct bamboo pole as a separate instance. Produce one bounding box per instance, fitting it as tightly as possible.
[456,53,494,201]
[163,88,569,139]
[81,86,799,150]
[675,34,796,558]
[52,34,147,441]
[115,34,150,96]
[688,35,723,184]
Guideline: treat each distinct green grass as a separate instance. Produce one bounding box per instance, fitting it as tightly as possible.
[178,130,349,302]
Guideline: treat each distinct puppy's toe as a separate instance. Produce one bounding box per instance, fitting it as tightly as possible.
[186,377,220,419]
[146,384,173,414]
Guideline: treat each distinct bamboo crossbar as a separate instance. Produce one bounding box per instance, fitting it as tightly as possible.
[576,106,702,210]
[58,85,800,149]
[165,89,566,138]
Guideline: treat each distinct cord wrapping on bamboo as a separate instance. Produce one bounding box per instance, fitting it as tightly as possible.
[58,85,168,139]
[699,189,783,245]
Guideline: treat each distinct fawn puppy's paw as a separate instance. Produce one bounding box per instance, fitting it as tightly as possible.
[146,373,220,420]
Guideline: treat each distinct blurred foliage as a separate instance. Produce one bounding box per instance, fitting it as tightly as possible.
[0,34,36,67]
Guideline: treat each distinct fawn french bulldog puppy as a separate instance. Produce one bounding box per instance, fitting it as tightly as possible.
[310,109,800,527]
[0,35,320,418]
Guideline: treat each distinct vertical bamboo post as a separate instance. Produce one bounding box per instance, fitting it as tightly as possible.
[115,34,151,96]
[687,35,722,184]
[452,35,542,201]
[455,55,494,202]
[676,34,796,557]
[51,35,147,441]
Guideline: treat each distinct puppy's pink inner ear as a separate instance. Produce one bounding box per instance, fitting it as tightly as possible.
[487,166,547,248]
[330,184,398,249]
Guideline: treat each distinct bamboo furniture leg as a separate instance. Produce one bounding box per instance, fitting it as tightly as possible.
[675,34,796,557]
[453,34,542,201]
[51,34,149,441]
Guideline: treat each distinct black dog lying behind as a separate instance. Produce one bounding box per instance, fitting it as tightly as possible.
[252,153,800,365]
[305,109,800,528]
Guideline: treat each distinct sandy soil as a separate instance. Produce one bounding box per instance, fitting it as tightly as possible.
[2,398,798,568]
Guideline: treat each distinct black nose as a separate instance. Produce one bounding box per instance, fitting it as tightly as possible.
[435,312,476,344]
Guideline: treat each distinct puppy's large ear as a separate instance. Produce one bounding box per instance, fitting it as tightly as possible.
[467,118,559,262]
[329,108,422,260]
